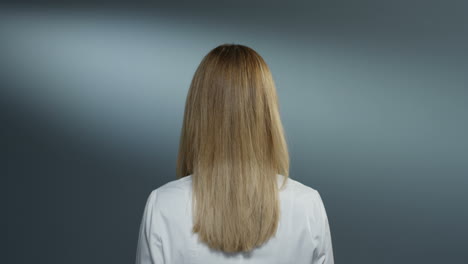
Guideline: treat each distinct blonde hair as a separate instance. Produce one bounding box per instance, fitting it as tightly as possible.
[176,43,289,253]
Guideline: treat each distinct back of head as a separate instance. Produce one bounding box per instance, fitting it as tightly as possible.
[176,43,289,253]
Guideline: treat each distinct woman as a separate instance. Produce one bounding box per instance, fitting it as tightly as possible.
[135,44,334,264]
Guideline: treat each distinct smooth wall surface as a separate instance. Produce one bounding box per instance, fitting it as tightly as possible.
[4,1,468,263]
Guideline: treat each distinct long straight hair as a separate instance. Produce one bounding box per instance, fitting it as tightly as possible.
[176,43,289,253]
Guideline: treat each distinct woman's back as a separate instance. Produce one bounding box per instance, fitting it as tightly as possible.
[135,174,334,264]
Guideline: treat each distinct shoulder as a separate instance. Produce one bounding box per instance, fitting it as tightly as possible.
[288,177,325,221]
[154,175,192,195]
[287,177,320,199]
[144,175,192,212]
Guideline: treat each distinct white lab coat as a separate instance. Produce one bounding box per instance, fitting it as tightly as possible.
[135,174,334,264]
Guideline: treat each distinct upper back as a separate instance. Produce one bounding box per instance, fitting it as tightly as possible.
[144,174,326,264]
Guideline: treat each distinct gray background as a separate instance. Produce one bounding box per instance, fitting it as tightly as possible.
[3,1,467,263]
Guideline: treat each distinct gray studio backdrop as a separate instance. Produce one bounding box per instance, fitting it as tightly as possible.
[3,1,467,264]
